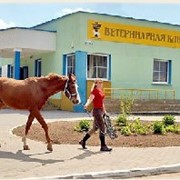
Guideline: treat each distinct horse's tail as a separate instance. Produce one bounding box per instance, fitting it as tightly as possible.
[0,78,3,91]
[0,79,6,109]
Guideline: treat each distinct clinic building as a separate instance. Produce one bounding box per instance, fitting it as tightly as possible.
[0,11,180,112]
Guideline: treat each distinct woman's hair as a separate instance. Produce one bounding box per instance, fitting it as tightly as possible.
[91,78,103,91]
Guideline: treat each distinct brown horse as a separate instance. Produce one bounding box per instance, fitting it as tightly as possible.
[0,73,81,151]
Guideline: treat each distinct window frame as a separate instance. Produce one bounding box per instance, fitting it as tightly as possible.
[86,53,109,81]
[152,58,171,85]
[65,54,75,75]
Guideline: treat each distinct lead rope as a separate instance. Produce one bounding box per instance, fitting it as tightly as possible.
[81,103,117,139]
[80,103,93,121]
[85,110,93,121]
[81,103,107,136]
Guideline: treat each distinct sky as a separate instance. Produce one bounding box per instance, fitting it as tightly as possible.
[0,2,180,29]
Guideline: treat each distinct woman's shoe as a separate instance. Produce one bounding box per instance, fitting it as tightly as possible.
[100,145,112,152]
[79,140,87,149]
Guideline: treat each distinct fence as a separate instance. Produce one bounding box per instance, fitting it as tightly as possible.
[104,88,176,100]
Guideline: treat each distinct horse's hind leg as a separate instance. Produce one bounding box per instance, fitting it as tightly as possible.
[0,99,5,109]
[22,112,35,150]
[33,109,53,152]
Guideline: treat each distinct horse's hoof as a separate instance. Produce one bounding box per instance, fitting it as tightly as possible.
[47,144,53,152]
[23,145,30,150]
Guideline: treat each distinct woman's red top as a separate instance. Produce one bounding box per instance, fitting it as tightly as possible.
[91,88,105,109]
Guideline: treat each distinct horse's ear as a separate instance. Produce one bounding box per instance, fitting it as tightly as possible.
[68,73,72,80]
[68,73,75,81]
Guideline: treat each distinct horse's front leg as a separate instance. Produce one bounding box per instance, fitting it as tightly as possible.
[33,109,53,152]
[22,112,35,150]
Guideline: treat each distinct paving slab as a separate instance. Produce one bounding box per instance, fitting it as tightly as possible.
[0,109,180,179]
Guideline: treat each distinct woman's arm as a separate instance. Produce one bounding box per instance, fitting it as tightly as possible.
[102,103,107,114]
[84,94,95,110]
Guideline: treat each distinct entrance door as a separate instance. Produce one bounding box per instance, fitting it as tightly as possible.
[20,66,28,79]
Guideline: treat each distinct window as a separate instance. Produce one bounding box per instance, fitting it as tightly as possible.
[87,54,109,79]
[35,59,41,77]
[66,54,75,75]
[7,64,13,78]
[0,67,2,77]
[153,59,171,84]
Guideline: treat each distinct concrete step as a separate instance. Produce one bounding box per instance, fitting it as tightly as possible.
[104,99,180,114]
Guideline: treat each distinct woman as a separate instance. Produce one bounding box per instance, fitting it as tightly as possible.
[79,78,112,152]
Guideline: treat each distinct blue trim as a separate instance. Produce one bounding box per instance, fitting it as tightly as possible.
[73,51,87,112]
[62,54,66,75]
[168,60,172,84]
[109,54,111,80]
[14,51,21,79]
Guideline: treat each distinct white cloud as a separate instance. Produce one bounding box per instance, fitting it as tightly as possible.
[0,19,16,30]
[57,8,94,17]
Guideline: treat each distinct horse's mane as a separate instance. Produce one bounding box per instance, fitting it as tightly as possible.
[24,73,67,83]
[46,73,67,81]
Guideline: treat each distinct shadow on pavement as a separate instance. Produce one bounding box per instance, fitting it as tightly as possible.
[70,148,106,160]
[0,150,64,165]
[0,148,105,166]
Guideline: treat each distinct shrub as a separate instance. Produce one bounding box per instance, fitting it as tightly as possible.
[165,125,175,133]
[120,96,134,116]
[74,119,90,132]
[153,121,166,134]
[173,124,180,134]
[163,114,175,126]
[121,126,131,136]
[116,114,128,127]
[130,118,148,135]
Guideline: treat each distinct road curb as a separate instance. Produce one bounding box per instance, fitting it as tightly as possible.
[20,164,180,179]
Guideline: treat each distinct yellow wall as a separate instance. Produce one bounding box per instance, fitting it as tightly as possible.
[48,93,73,111]
[60,93,73,111]
[88,19,180,48]
[49,98,61,109]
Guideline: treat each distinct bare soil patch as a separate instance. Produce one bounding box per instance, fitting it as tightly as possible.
[12,120,180,148]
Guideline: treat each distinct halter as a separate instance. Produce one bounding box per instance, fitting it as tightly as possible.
[64,79,79,101]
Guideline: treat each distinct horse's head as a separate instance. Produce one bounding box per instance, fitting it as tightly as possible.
[64,74,81,104]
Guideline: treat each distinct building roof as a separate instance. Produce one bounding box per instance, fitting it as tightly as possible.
[32,11,180,29]
[0,26,56,33]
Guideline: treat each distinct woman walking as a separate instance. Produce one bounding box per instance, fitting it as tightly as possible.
[79,78,112,152]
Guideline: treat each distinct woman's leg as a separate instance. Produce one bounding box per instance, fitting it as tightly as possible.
[79,119,97,149]
[99,132,112,151]
[93,109,112,151]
